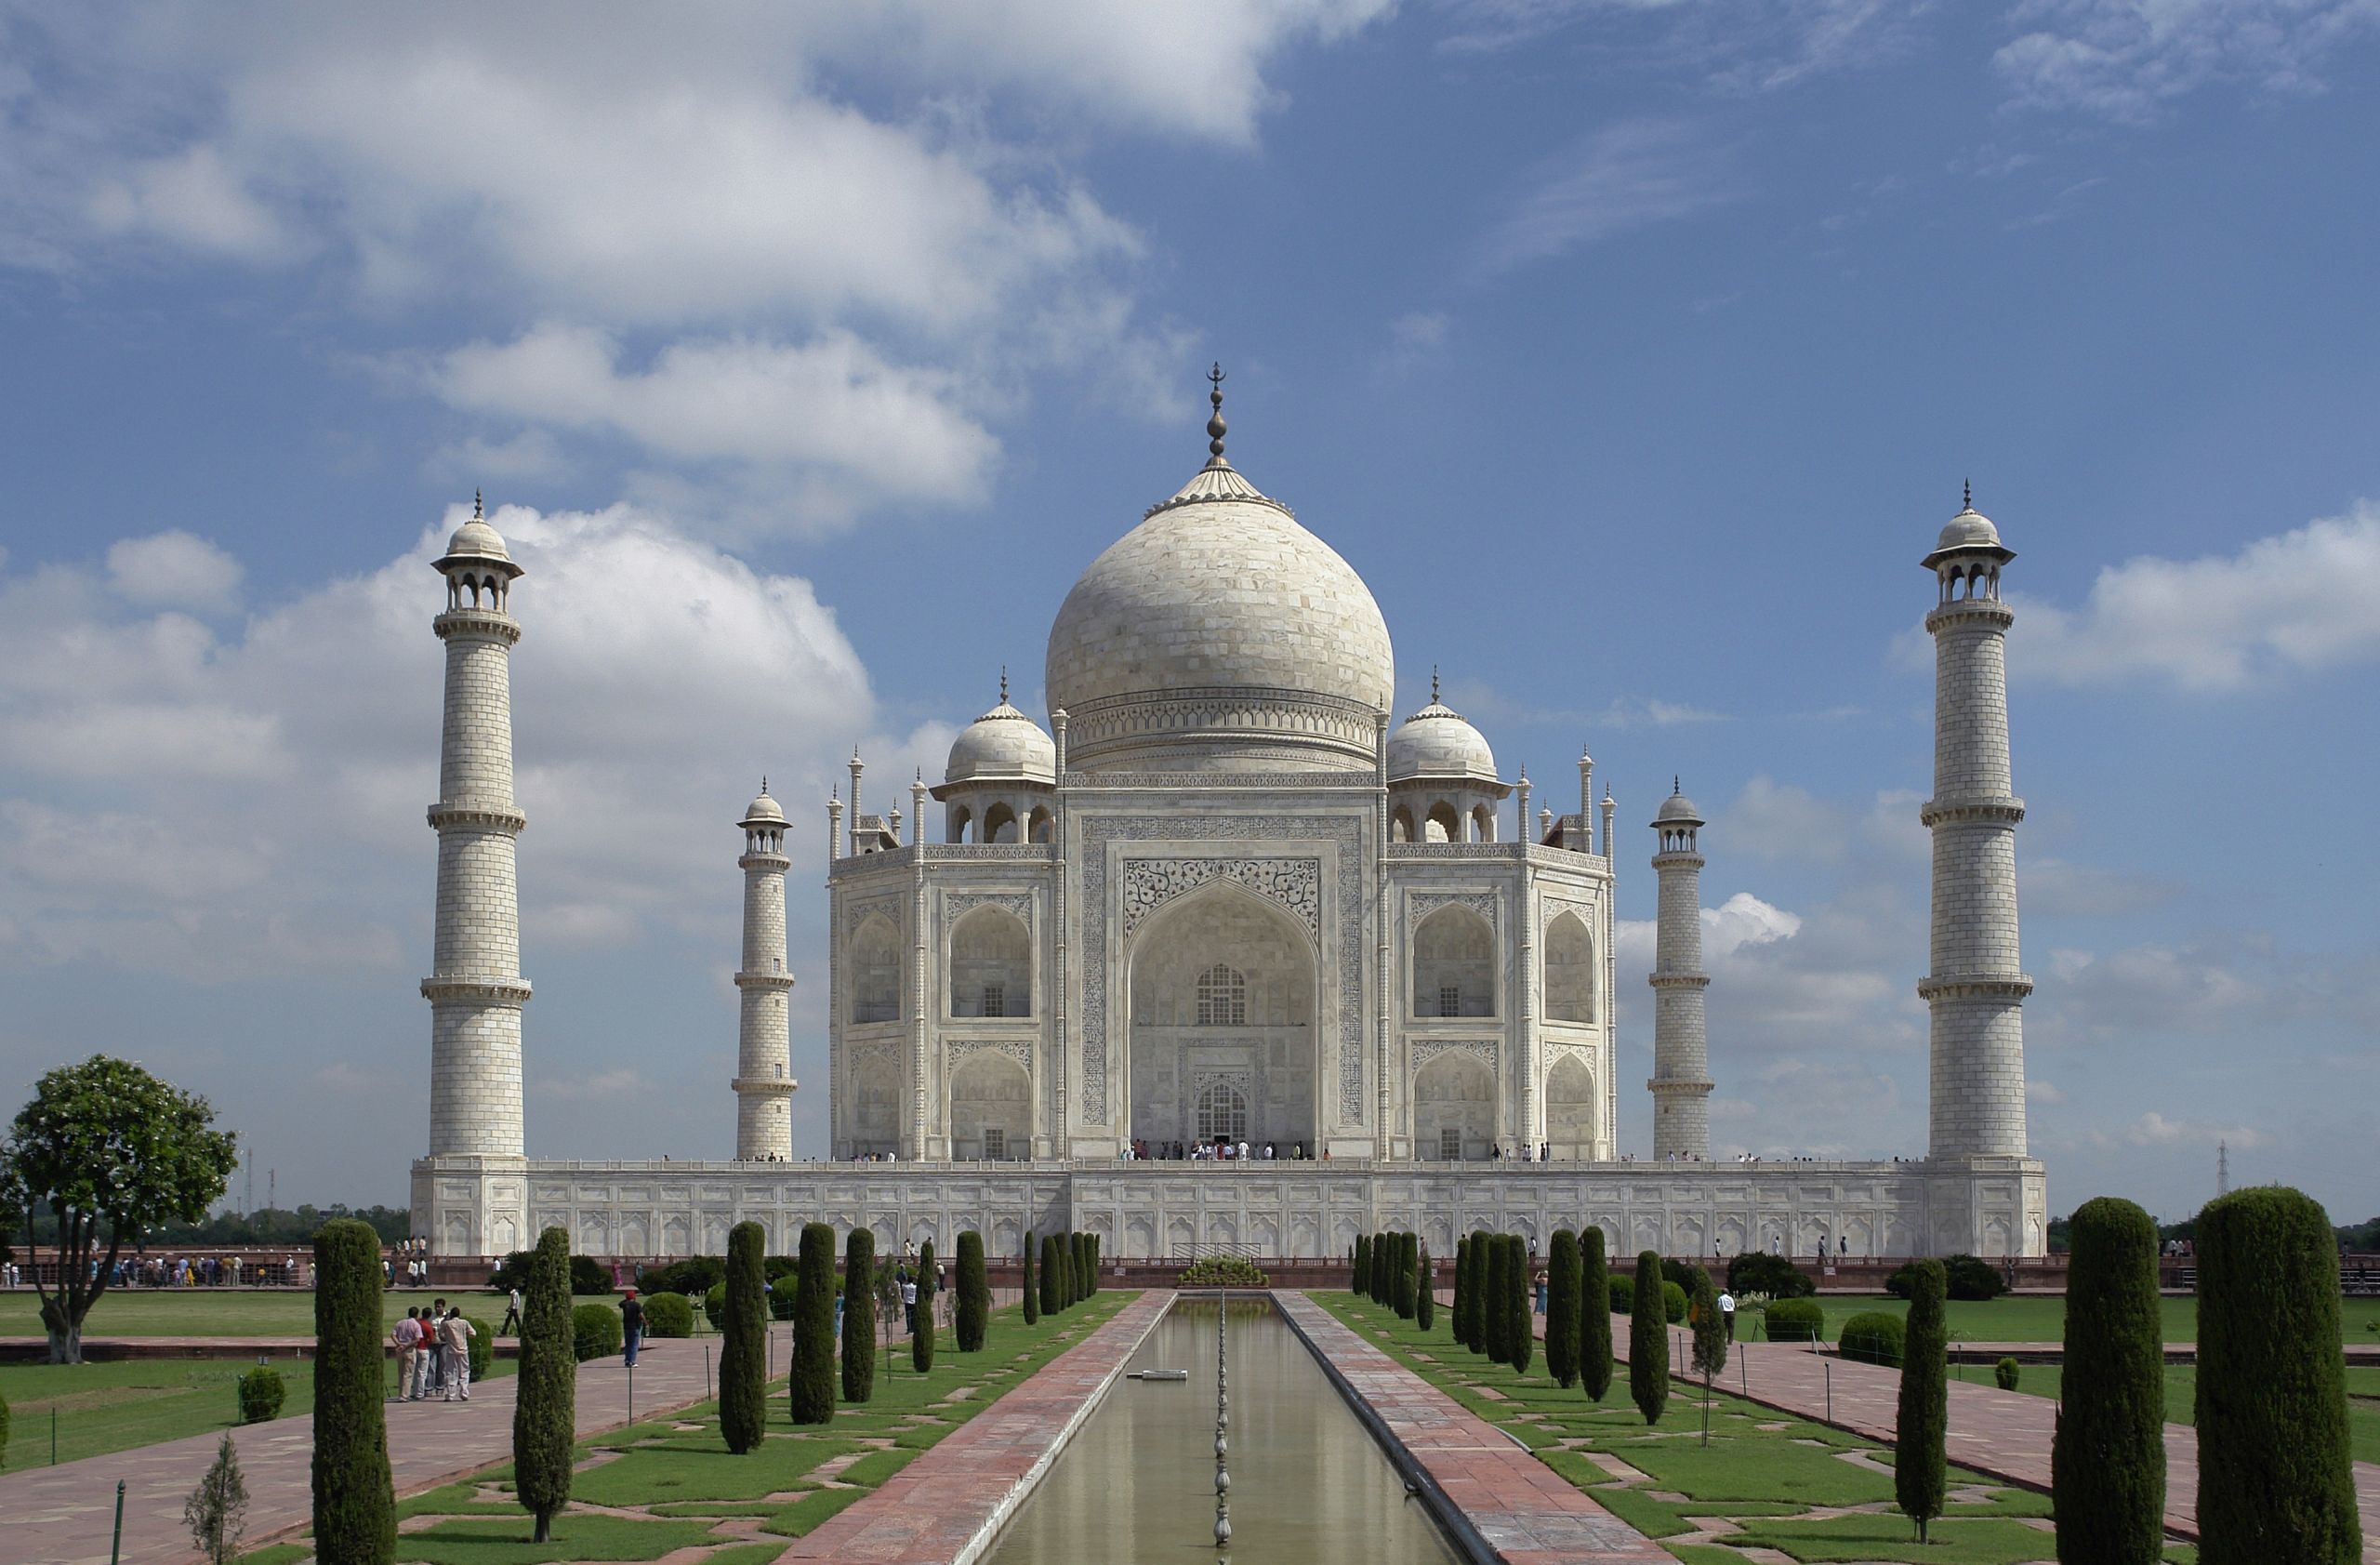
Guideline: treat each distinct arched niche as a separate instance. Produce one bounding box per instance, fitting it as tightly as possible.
[1412,1050,1494,1160]
[851,914,902,1024]
[949,906,1030,1017]
[849,1047,901,1155]
[1543,909,1596,1023]
[1411,904,1495,1017]
[949,1051,1030,1160]
[982,802,1019,843]
[1391,805,1416,843]
[1544,1054,1596,1159]
[1123,882,1316,1153]
[1423,802,1461,843]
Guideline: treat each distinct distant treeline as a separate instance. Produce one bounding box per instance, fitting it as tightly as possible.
[11,1203,412,1248]
[2044,1212,2380,1254]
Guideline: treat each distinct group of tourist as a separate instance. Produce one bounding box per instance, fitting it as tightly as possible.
[391,1298,479,1402]
[86,1253,301,1287]
[1125,1138,1312,1160]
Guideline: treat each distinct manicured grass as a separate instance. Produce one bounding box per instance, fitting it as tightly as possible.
[1994,1360,2380,1464]
[392,1515,721,1564]
[1314,1289,2197,1565]
[0,1288,554,1339]
[569,1436,861,1505]
[0,1342,516,1466]
[1752,1293,2380,1346]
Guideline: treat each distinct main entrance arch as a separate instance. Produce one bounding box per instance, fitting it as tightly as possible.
[1123,883,1316,1151]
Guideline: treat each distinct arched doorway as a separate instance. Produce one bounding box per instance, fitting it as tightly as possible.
[949,1052,1030,1160]
[1412,1050,1494,1160]
[1124,884,1317,1151]
[1544,1054,1596,1160]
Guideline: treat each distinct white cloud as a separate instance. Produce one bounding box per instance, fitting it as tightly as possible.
[2026,1079,2066,1105]
[106,530,245,612]
[1477,119,1738,275]
[1996,0,2380,122]
[1438,0,1915,90]
[1703,891,1801,956]
[2124,1110,2266,1150]
[85,142,306,262]
[2014,504,2380,691]
[1598,695,1730,728]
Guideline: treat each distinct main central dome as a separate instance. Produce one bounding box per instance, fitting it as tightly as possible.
[1045,434,1395,775]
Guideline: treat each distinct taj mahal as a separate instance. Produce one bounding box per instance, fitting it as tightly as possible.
[410,376,2048,1266]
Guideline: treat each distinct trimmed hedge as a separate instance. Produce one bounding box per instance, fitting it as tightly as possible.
[1180,1255,1268,1287]
[1838,1311,1905,1367]
[1546,1230,1580,1388]
[640,1292,694,1339]
[1038,1234,1060,1317]
[2052,1196,2162,1565]
[912,1240,936,1373]
[513,1227,575,1543]
[1395,1231,1419,1320]
[570,1255,615,1296]
[1483,1234,1512,1362]
[788,1223,838,1426]
[1725,1250,1816,1300]
[2196,1186,2358,1564]
[311,1218,395,1565]
[1887,1253,2004,1302]
[1660,1280,1688,1324]
[719,1221,767,1454]
[1606,1271,1634,1317]
[1021,1237,1039,1326]
[956,1231,988,1353]
[1895,1258,1949,1544]
[1354,1233,1371,1298]
[1580,1226,1613,1403]
[636,1256,724,1298]
[1763,1297,1825,1342]
[1996,1357,2021,1392]
[462,1314,493,1382]
[573,1303,623,1362]
[238,1365,286,1424]
[1415,1244,1435,1330]
[841,1228,877,1403]
[1503,1235,1531,1375]
[1629,1248,1668,1426]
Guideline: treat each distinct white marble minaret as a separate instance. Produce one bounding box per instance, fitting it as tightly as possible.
[733,783,797,1160]
[1647,780,1712,1160]
[424,497,531,1157]
[1920,489,2030,1160]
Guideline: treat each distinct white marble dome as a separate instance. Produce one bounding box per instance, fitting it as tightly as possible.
[1654,788,1703,826]
[741,787,786,825]
[1934,506,2002,553]
[945,690,1057,785]
[1386,692,1498,784]
[1045,455,1395,773]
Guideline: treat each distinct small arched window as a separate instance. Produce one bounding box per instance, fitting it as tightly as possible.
[1195,964,1247,1026]
[1197,1083,1249,1143]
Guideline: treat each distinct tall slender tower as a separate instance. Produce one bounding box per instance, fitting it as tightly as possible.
[424,497,531,1158]
[733,783,797,1160]
[1647,780,1712,1160]
[1919,490,2030,1161]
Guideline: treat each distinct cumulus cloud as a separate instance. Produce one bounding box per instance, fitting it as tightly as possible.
[2015,504,2380,691]
[2123,1110,2265,1150]
[105,530,245,612]
[1477,119,1739,275]
[1996,0,2380,122]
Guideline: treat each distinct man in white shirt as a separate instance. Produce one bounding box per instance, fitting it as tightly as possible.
[1717,1290,1737,1342]
[391,1309,422,1401]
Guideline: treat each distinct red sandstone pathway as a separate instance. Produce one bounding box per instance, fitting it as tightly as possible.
[0,1326,782,1565]
[1277,1292,1669,1564]
[1589,1310,2380,1562]
[779,1291,1170,1565]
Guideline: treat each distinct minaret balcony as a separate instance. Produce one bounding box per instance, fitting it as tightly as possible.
[431,607,522,644]
[734,970,797,991]
[421,975,534,1004]
[428,802,527,832]
[1915,973,2034,1001]
[730,1076,799,1096]
[1918,795,2025,828]
[1647,971,1711,989]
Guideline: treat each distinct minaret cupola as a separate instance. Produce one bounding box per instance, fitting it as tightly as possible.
[436,492,523,613]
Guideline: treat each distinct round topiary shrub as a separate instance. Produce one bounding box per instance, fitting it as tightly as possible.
[1179,1255,1268,1287]
[570,1255,615,1295]
[641,1292,694,1339]
[768,1277,799,1322]
[1661,1280,1689,1324]
[703,1281,728,1331]
[238,1365,286,1424]
[1607,1272,1634,1316]
[1838,1310,1906,1367]
[1994,1356,2020,1391]
[463,1315,494,1382]
[1764,1298,1826,1342]
[572,1302,623,1362]
[1726,1251,1817,1300]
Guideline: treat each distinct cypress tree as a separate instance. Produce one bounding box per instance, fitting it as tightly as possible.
[1021,1238,1040,1326]
[788,1223,837,1425]
[2196,1186,2358,1565]
[1354,1234,1371,1298]
[1546,1230,1580,1388]
[955,1231,989,1353]
[1038,1234,1060,1317]
[513,1227,575,1542]
[1629,1250,1667,1426]
[1689,1266,1726,1444]
[1416,1243,1435,1330]
[1580,1226,1613,1402]
[311,1217,394,1565]
[840,1228,877,1403]
[1073,1233,1090,1305]
[1375,1231,1391,1306]
[1464,1230,1490,1352]
[1483,1235,1511,1362]
[1896,1257,1949,1544]
[2053,1196,2163,1565]
[719,1220,768,1452]
[912,1240,936,1373]
[1394,1232,1418,1319]
[1450,1237,1468,1340]
[1504,1236,1532,1374]
[1057,1234,1077,1308]
[1091,1234,1102,1294]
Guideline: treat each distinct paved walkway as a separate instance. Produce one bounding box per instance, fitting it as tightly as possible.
[1602,1311,2380,1561]
[780,1291,1170,1565]
[0,1326,781,1565]
[1278,1292,1669,1564]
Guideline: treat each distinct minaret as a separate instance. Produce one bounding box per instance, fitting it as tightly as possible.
[424,495,531,1158]
[1919,487,2030,1160]
[733,782,797,1160]
[1647,779,1712,1160]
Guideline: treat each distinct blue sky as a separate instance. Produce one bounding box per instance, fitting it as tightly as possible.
[3,2,2375,1226]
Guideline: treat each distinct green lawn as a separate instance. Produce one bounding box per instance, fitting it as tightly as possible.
[1745,1293,2380,1345]
[1988,1360,2380,1466]
[1314,1290,2199,1565]
[0,1288,533,1339]
[0,1346,518,1467]
[230,1291,1133,1565]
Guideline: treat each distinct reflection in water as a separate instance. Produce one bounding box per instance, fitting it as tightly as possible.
[984,1296,1458,1565]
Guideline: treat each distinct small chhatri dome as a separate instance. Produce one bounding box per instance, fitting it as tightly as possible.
[1924,481,2014,566]
[945,672,1057,784]
[1654,777,1703,827]
[441,489,517,568]
[741,777,786,826]
[1386,669,1499,784]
